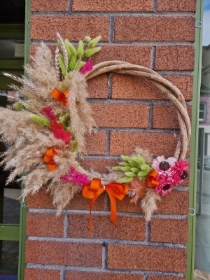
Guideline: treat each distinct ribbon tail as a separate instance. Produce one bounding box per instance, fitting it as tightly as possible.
[108,194,117,225]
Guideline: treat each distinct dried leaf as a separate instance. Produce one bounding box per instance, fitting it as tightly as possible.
[129,177,147,203]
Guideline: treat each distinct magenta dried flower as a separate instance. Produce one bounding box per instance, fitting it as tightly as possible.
[41,107,56,121]
[60,166,90,186]
[80,59,93,74]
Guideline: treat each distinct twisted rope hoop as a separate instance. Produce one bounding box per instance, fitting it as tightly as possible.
[85,61,191,160]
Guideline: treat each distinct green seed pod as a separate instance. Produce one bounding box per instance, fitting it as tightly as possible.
[59,54,67,76]
[30,114,50,127]
[113,166,122,172]
[88,35,102,48]
[74,60,86,71]
[83,36,91,43]
[67,42,77,56]
[69,56,76,71]
[130,167,140,173]
[84,47,101,57]
[125,172,135,177]
[118,177,133,183]
[77,40,84,57]
[121,155,131,162]
[64,39,72,61]
[120,166,131,172]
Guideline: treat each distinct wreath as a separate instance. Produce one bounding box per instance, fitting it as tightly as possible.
[0,34,190,228]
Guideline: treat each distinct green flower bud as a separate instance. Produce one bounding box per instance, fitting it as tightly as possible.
[84,47,101,57]
[88,35,101,48]
[77,40,84,57]
[83,36,91,43]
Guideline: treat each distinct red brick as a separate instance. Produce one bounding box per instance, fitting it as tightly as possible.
[164,76,193,101]
[115,17,195,42]
[153,104,192,129]
[31,0,68,11]
[66,271,144,280]
[110,132,178,157]
[156,191,189,215]
[26,240,102,266]
[116,190,189,215]
[93,46,151,66]
[108,244,187,272]
[157,0,196,12]
[87,74,108,99]
[73,0,152,11]
[91,104,149,128]
[27,188,104,211]
[25,268,60,280]
[155,46,194,71]
[68,214,145,241]
[27,189,54,209]
[31,16,109,41]
[66,192,105,211]
[80,158,118,173]
[148,277,186,280]
[112,74,192,101]
[26,213,64,237]
[150,219,188,244]
[85,131,106,154]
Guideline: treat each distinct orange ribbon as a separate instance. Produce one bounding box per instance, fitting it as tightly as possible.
[51,88,70,106]
[146,170,159,187]
[82,178,128,231]
[43,147,57,171]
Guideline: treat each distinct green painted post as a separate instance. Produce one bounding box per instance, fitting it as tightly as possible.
[186,0,204,279]
[18,0,31,278]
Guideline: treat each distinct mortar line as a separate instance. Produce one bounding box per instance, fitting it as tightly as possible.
[148,104,153,129]
[108,73,113,99]
[64,212,68,238]
[109,17,115,43]
[31,40,194,47]
[32,11,195,16]
[106,131,111,156]
[145,221,151,242]
[151,46,156,70]
[102,242,107,269]
[26,263,185,277]
[153,0,157,13]
[60,269,65,280]
[68,0,72,14]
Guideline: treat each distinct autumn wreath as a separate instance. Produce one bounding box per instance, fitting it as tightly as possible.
[0,34,190,228]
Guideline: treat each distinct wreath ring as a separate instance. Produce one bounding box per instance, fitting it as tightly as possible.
[0,37,191,225]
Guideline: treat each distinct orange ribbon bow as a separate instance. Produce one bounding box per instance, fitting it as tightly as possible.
[43,147,57,171]
[146,170,159,187]
[82,178,128,231]
[51,88,70,106]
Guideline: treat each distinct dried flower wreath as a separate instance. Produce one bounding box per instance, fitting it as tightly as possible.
[0,34,190,227]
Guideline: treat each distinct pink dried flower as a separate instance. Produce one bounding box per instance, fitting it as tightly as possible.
[80,59,93,74]
[171,160,189,185]
[41,107,56,121]
[155,184,173,196]
[152,156,177,174]
[155,173,173,196]
[61,166,90,186]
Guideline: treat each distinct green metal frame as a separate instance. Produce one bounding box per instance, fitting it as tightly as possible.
[18,1,31,278]
[186,0,204,279]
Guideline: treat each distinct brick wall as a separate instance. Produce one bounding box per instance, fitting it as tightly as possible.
[25,0,196,279]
